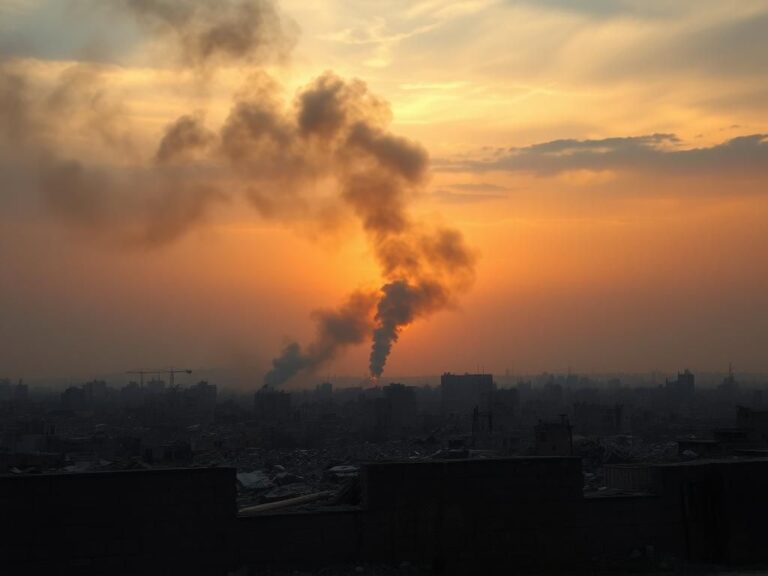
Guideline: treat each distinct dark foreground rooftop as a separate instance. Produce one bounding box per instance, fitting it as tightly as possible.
[3,457,768,574]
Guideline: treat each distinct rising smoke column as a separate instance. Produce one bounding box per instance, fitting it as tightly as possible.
[0,0,476,385]
[263,290,378,387]
[253,74,476,384]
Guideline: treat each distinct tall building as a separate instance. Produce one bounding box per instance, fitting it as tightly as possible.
[666,369,695,400]
[83,380,109,404]
[382,383,417,436]
[440,373,495,415]
[573,403,623,436]
[184,381,217,423]
[534,415,573,456]
[254,388,292,424]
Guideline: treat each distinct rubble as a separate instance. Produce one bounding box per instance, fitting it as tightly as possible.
[237,470,274,491]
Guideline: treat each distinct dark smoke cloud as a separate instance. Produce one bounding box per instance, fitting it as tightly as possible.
[243,72,473,384]
[0,67,30,143]
[369,279,448,378]
[1,1,476,386]
[155,114,215,164]
[39,160,110,229]
[264,291,378,387]
[119,0,297,68]
[213,69,474,384]
[46,64,136,155]
[0,60,226,247]
[0,59,473,379]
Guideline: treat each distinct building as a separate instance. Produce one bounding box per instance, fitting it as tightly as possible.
[380,383,417,437]
[315,381,333,401]
[61,386,87,411]
[83,380,109,404]
[572,402,623,435]
[254,387,292,424]
[8,457,768,573]
[440,372,494,416]
[666,369,695,400]
[184,381,217,423]
[534,415,573,456]
[737,405,768,446]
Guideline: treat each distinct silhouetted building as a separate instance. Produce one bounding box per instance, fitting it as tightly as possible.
[534,415,573,455]
[315,381,333,401]
[184,381,217,423]
[1,468,235,574]
[737,405,768,446]
[145,378,166,395]
[254,388,292,424]
[666,369,695,399]
[381,383,417,437]
[120,381,143,407]
[573,402,623,435]
[8,457,768,573]
[441,372,494,415]
[61,386,87,411]
[0,380,28,404]
[83,380,109,404]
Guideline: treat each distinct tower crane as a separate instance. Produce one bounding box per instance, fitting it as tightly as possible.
[162,368,192,388]
[125,370,154,387]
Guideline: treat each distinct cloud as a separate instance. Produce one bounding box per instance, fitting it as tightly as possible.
[431,182,510,204]
[452,133,768,177]
[0,0,140,62]
[320,18,440,68]
[593,11,768,81]
[448,182,510,192]
[507,0,637,18]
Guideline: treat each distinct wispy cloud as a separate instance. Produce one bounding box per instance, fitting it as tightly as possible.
[318,0,496,68]
[446,133,768,177]
[319,16,443,68]
[429,181,512,204]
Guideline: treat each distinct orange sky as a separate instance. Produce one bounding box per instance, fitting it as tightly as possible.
[1,0,768,384]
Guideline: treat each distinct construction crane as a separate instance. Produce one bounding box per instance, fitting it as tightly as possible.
[162,368,192,388]
[125,370,154,387]
[125,368,192,388]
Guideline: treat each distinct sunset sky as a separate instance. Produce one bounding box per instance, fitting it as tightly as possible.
[1,0,768,385]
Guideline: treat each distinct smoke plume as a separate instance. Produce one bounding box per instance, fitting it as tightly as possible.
[264,291,378,387]
[243,72,475,384]
[118,0,296,68]
[1,0,476,386]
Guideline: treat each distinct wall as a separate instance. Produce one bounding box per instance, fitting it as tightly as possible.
[0,467,237,575]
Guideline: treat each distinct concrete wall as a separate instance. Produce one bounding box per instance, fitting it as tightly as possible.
[654,459,768,564]
[237,508,363,568]
[239,457,768,572]
[6,457,768,574]
[605,458,768,565]
[237,458,588,572]
[0,467,236,575]
[361,457,585,571]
